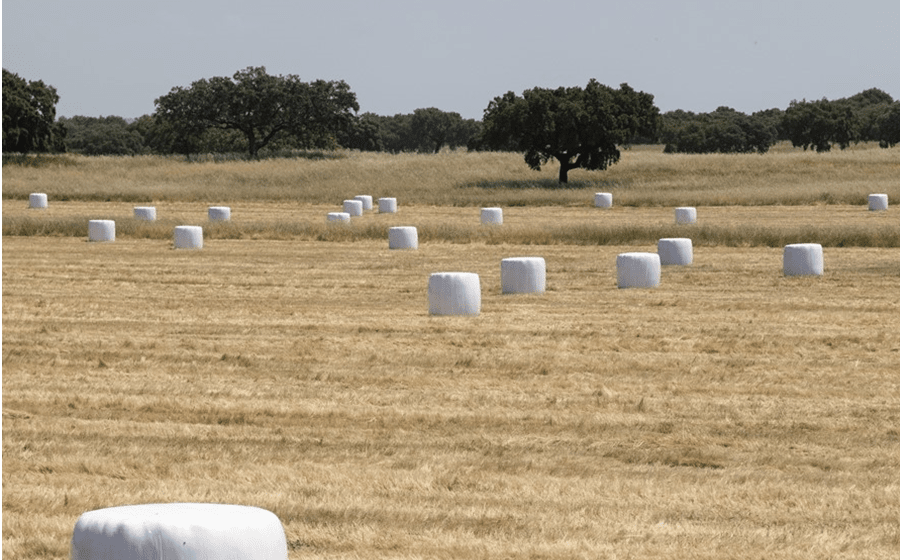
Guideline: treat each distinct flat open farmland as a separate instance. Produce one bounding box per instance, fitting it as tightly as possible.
[3,228,899,558]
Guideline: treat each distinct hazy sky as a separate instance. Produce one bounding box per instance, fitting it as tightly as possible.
[3,0,899,120]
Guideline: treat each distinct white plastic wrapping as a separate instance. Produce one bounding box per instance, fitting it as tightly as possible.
[429,272,481,316]
[657,238,693,266]
[594,193,613,208]
[208,206,231,221]
[783,243,823,276]
[378,197,398,213]
[343,200,363,217]
[174,226,203,249]
[88,220,115,243]
[388,226,418,250]
[481,207,503,225]
[617,252,661,289]
[501,257,546,294]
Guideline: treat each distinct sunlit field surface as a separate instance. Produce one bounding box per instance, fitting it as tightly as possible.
[3,146,900,559]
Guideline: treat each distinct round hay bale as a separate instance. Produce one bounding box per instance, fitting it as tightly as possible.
[88,220,115,243]
[29,193,48,209]
[388,226,418,250]
[133,206,157,221]
[617,252,661,289]
[783,243,823,277]
[481,207,503,225]
[343,199,363,217]
[378,197,398,213]
[428,272,481,316]
[657,238,693,266]
[501,257,546,294]
[70,503,288,560]
[327,212,351,224]
[594,192,613,208]
[675,207,697,224]
[208,206,231,222]
[354,195,373,211]
[174,226,203,250]
[868,194,888,211]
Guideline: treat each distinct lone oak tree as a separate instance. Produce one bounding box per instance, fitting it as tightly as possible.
[481,80,658,183]
[3,68,66,153]
[153,66,359,158]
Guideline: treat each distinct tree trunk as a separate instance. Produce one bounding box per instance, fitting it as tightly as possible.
[558,158,574,184]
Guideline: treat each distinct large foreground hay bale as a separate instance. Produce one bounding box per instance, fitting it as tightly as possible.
[29,193,48,209]
[783,243,823,276]
[354,195,373,211]
[657,238,693,266]
[675,207,697,224]
[501,257,546,294]
[70,503,287,560]
[378,197,398,213]
[868,194,888,211]
[481,207,503,225]
[327,212,351,224]
[617,252,661,288]
[208,206,231,222]
[88,220,115,243]
[389,226,418,250]
[174,226,203,249]
[133,206,157,221]
[428,272,481,316]
[594,192,613,208]
[343,199,363,217]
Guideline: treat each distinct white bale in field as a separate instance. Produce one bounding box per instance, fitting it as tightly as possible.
[501,257,546,294]
[133,206,157,221]
[208,206,231,221]
[617,252,661,289]
[174,226,203,249]
[343,199,363,217]
[868,194,888,211]
[388,226,418,250]
[378,197,398,213]
[327,212,351,224]
[481,207,503,225]
[429,272,481,316]
[783,243,823,277]
[657,238,693,266]
[70,503,288,560]
[594,192,613,208]
[29,193,48,209]
[88,220,115,243]
[354,195,373,211]
[675,207,697,224]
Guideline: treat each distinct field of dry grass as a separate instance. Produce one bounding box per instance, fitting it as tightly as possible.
[3,146,900,559]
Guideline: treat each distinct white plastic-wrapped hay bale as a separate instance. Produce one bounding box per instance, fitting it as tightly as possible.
[675,207,697,224]
[389,226,418,250]
[70,503,288,560]
[327,212,351,224]
[594,192,613,208]
[657,238,693,266]
[29,193,48,209]
[617,252,661,289]
[173,226,203,249]
[868,194,888,211]
[378,197,398,213]
[481,207,503,225]
[88,220,115,243]
[208,206,231,221]
[428,272,481,316]
[783,243,823,277]
[343,199,363,217]
[501,257,546,294]
[354,195,373,211]
[133,206,157,221]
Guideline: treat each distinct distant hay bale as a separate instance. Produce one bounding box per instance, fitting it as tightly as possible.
[208,206,231,221]
[783,243,823,277]
[354,195,373,211]
[327,212,351,224]
[343,200,363,217]
[378,197,398,213]
[70,503,288,560]
[675,207,697,224]
[657,238,693,266]
[428,272,481,316]
[868,194,888,211]
[388,226,418,250]
[174,226,203,249]
[594,192,613,208]
[481,207,503,225]
[29,193,48,209]
[501,257,546,294]
[133,206,157,221]
[617,252,661,288]
[88,220,115,243]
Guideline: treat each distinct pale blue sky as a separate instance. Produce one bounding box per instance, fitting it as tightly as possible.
[3,0,899,120]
